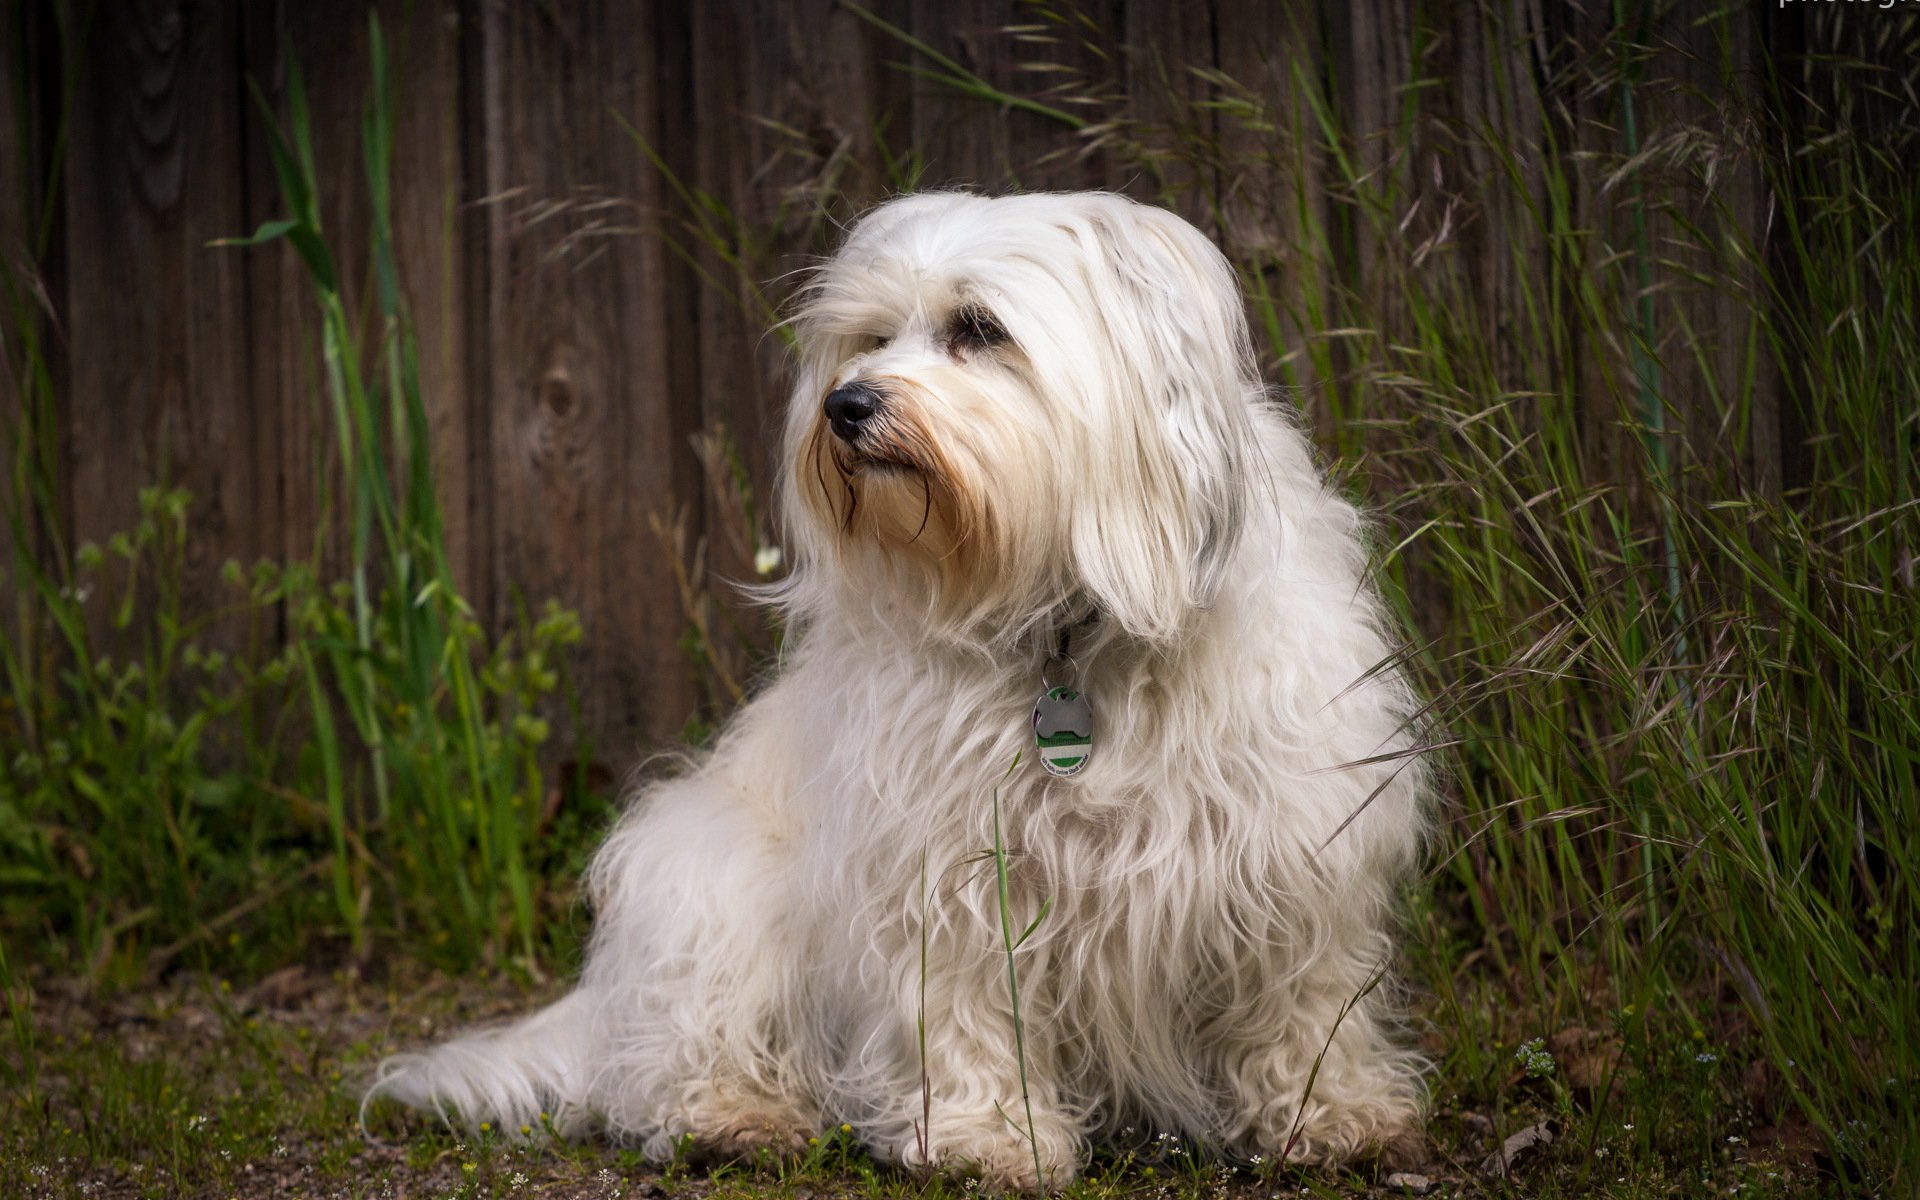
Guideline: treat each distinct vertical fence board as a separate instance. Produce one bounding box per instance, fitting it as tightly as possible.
[1664,9,1779,496]
[1536,0,1618,495]
[240,6,322,580]
[241,4,472,600]
[1761,0,1811,497]
[0,2,35,618]
[386,1,480,611]
[685,0,912,567]
[1213,0,1328,393]
[908,0,1088,189]
[907,0,1009,186]
[3,2,76,640]
[1005,0,1118,192]
[477,0,700,754]
[1123,0,1215,210]
[0,3,31,383]
[62,0,257,645]
[1445,0,1552,394]
[1325,0,1414,293]
[244,7,378,582]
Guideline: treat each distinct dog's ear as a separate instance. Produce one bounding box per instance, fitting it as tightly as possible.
[1059,197,1255,642]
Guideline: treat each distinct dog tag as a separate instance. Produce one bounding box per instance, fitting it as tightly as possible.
[1032,686,1094,777]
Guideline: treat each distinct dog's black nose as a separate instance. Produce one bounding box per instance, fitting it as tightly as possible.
[824,382,881,442]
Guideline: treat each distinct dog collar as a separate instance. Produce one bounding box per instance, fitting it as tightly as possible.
[1031,611,1098,777]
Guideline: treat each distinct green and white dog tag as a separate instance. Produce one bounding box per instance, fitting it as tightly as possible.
[1032,686,1094,777]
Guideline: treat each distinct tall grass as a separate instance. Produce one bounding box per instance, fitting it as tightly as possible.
[1276,32,1916,1187]
[990,758,1052,1190]
[226,20,570,965]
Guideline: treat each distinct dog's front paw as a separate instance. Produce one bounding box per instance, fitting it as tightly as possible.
[678,1086,818,1163]
[897,1113,1085,1193]
[1246,1093,1425,1168]
[695,1109,813,1162]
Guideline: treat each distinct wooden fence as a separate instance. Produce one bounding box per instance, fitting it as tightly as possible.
[0,0,1876,764]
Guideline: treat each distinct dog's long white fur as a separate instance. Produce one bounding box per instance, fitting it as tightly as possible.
[369,192,1430,1188]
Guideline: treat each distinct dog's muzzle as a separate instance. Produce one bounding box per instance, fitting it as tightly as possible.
[824,381,882,443]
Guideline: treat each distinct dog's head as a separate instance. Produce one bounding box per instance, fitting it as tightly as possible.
[776,192,1260,645]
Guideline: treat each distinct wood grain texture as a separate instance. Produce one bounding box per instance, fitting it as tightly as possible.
[476,0,700,753]
[1213,0,1327,393]
[241,2,478,604]
[682,0,914,600]
[0,1,32,358]
[1761,0,1811,497]
[2,1,77,642]
[21,1,1802,768]
[1665,5,1780,498]
[1325,0,1413,298]
[1123,0,1214,209]
[686,0,907,563]
[62,0,255,648]
[0,0,32,624]
[1444,0,1552,394]
[1537,0,1628,495]
[908,0,1090,190]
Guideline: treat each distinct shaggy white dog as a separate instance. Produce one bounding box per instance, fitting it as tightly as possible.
[370,191,1430,1188]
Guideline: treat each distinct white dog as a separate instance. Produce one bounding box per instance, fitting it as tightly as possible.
[371,191,1430,1188]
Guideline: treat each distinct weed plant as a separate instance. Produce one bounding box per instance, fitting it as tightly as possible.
[0,16,590,985]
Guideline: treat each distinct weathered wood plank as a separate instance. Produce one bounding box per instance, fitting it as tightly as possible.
[0,0,36,628]
[683,0,914,656]
[1325,0,1414,294]
[476,0,701,759]
[1552,8,1777,527]
[241,2,478,608]
[688,0,917,514]
[1535,0,1629,495]
[1213,0,1328,395]
[239,5,329,582]
[1761,0,1811,496]
[907,0,1096,190]
[62,0,256,647]
[6,1,75,639]
[380,1,481,613]
[1444,0,1553,395]
[1122,0,1214,211]
[1664,6,1780,496]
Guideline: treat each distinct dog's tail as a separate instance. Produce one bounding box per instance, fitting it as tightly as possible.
[363,987,599,1137]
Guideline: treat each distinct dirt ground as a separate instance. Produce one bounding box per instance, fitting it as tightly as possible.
[1,964,1830,1200]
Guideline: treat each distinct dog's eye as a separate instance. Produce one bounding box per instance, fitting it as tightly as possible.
[946,305,1009,354]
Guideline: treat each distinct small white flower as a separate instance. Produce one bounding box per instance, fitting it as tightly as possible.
[754,544,783,575]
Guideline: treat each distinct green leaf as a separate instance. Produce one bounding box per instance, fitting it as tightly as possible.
[209,218,299,249]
